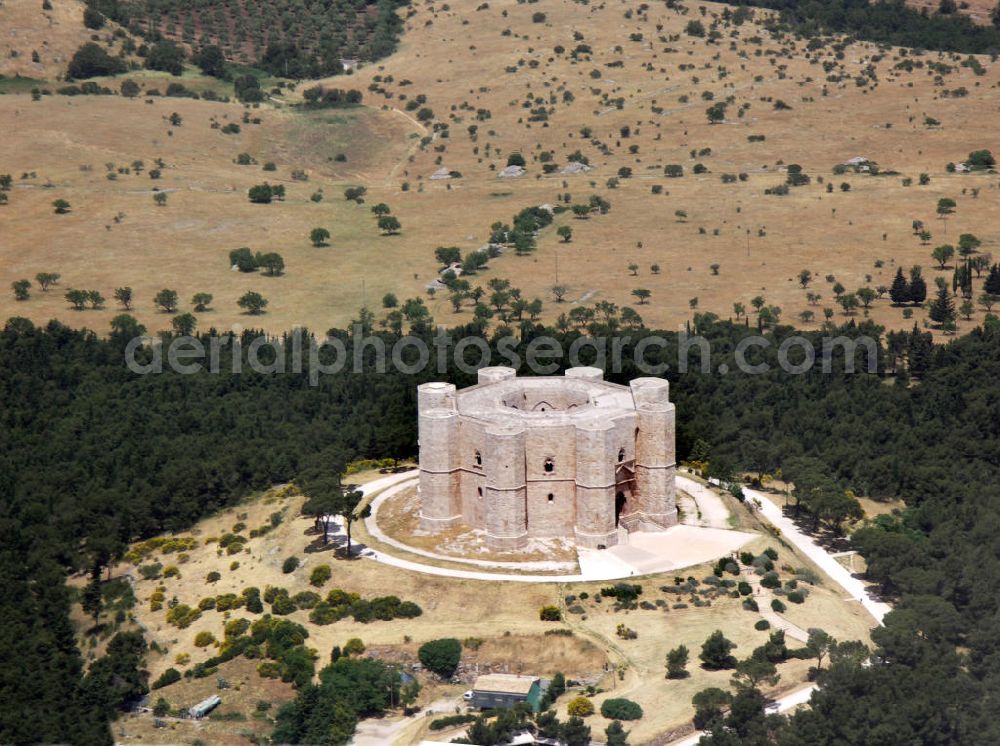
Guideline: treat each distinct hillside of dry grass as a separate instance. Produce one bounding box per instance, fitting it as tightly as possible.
[2,0,1000,339]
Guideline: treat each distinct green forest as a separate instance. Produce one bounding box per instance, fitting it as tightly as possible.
[721,0,1000,54]
[85,0,408,77]
[2,312,1000,742]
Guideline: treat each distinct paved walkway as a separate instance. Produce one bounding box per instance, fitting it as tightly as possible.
[741,484,891,625]
[677,475,890,626]
[668,476,892,746]
[352,471,755,583]
[677,477,734,529]
[747,576,809,643]
[363,476,578,572]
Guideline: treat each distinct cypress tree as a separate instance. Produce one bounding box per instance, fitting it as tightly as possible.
[889,267,909,305]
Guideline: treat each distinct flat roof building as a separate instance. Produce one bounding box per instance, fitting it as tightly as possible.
[468,674,544,711]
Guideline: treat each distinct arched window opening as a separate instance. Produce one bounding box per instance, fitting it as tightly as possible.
[474,450,482,466]
[544,457,555,473]
[618,447,626,463]
[547,493,555,503]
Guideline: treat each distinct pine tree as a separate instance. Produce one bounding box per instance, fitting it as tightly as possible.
[908,268,928,305]
[666,645,690,679]
[929,284,956,327]
[606,719,629,745]
[985,264,1000,296]
[907,324,933,376]
[889,267,909,305]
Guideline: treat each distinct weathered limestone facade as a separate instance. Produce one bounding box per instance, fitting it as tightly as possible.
[417,367,677,550]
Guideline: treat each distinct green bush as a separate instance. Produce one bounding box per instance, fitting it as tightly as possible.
[151,668,181,689]
[430,714,476,731]
[737,581,752,596]
[282,556,299,574]
[343,638,366,656]
[309,565,331,587]
[539,605,562,621]
[761,572,781,589]
[787,591,805,604]
[600,698,643,720]
[292,591,320,609]
[754,619,771,631]
[271,593,297,616]
[418,638,461,678]
[139,563,162,580]
[771,599,787,613]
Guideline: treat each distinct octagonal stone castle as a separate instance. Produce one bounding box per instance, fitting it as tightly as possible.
[417,366,677,550]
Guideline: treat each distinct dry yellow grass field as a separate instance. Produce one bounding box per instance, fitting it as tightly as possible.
[110,479,874,742]
[2,0,1000,340]
[0,0,131,80]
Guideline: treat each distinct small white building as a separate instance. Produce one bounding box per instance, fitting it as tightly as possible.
[562,161,593,175]
[430,167,452,180]
[498,165,525,178]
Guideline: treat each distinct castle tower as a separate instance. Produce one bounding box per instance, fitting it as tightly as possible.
[417,382,462,532]
[483,422,528,550]
[629,377,678,530]
[574,420,619,548]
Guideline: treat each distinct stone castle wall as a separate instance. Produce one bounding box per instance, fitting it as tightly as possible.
[417,367,677,550]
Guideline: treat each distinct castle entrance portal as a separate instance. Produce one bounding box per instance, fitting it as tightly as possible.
[615,491,627,526]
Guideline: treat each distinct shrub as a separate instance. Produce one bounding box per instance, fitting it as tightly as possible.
[430,714,477,731]
[787,591,805,604]
[165,604,200,629]
[194,631,216,648]
[139,563,162,580]
[755,619,771,631]
[257,661,281,678]
[271,594,297,616]
[215,594,243,611]
[760,572,781,588]
[206,571,221,583]
[418,638,461,678]
[151,668,181,689]
[282,556,299,574]
[567,696,595,717]
[309,565,331,587]
[771,599,787,613]
[67,43,126,79]
[539,605,562,621]
[737,582,752,596]
[310,603,337,625]
[343,637,366,656]
[601,698,643,720]
[291,591,320,609]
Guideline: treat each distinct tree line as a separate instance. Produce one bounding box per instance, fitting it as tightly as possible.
[3,310,1000,741]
